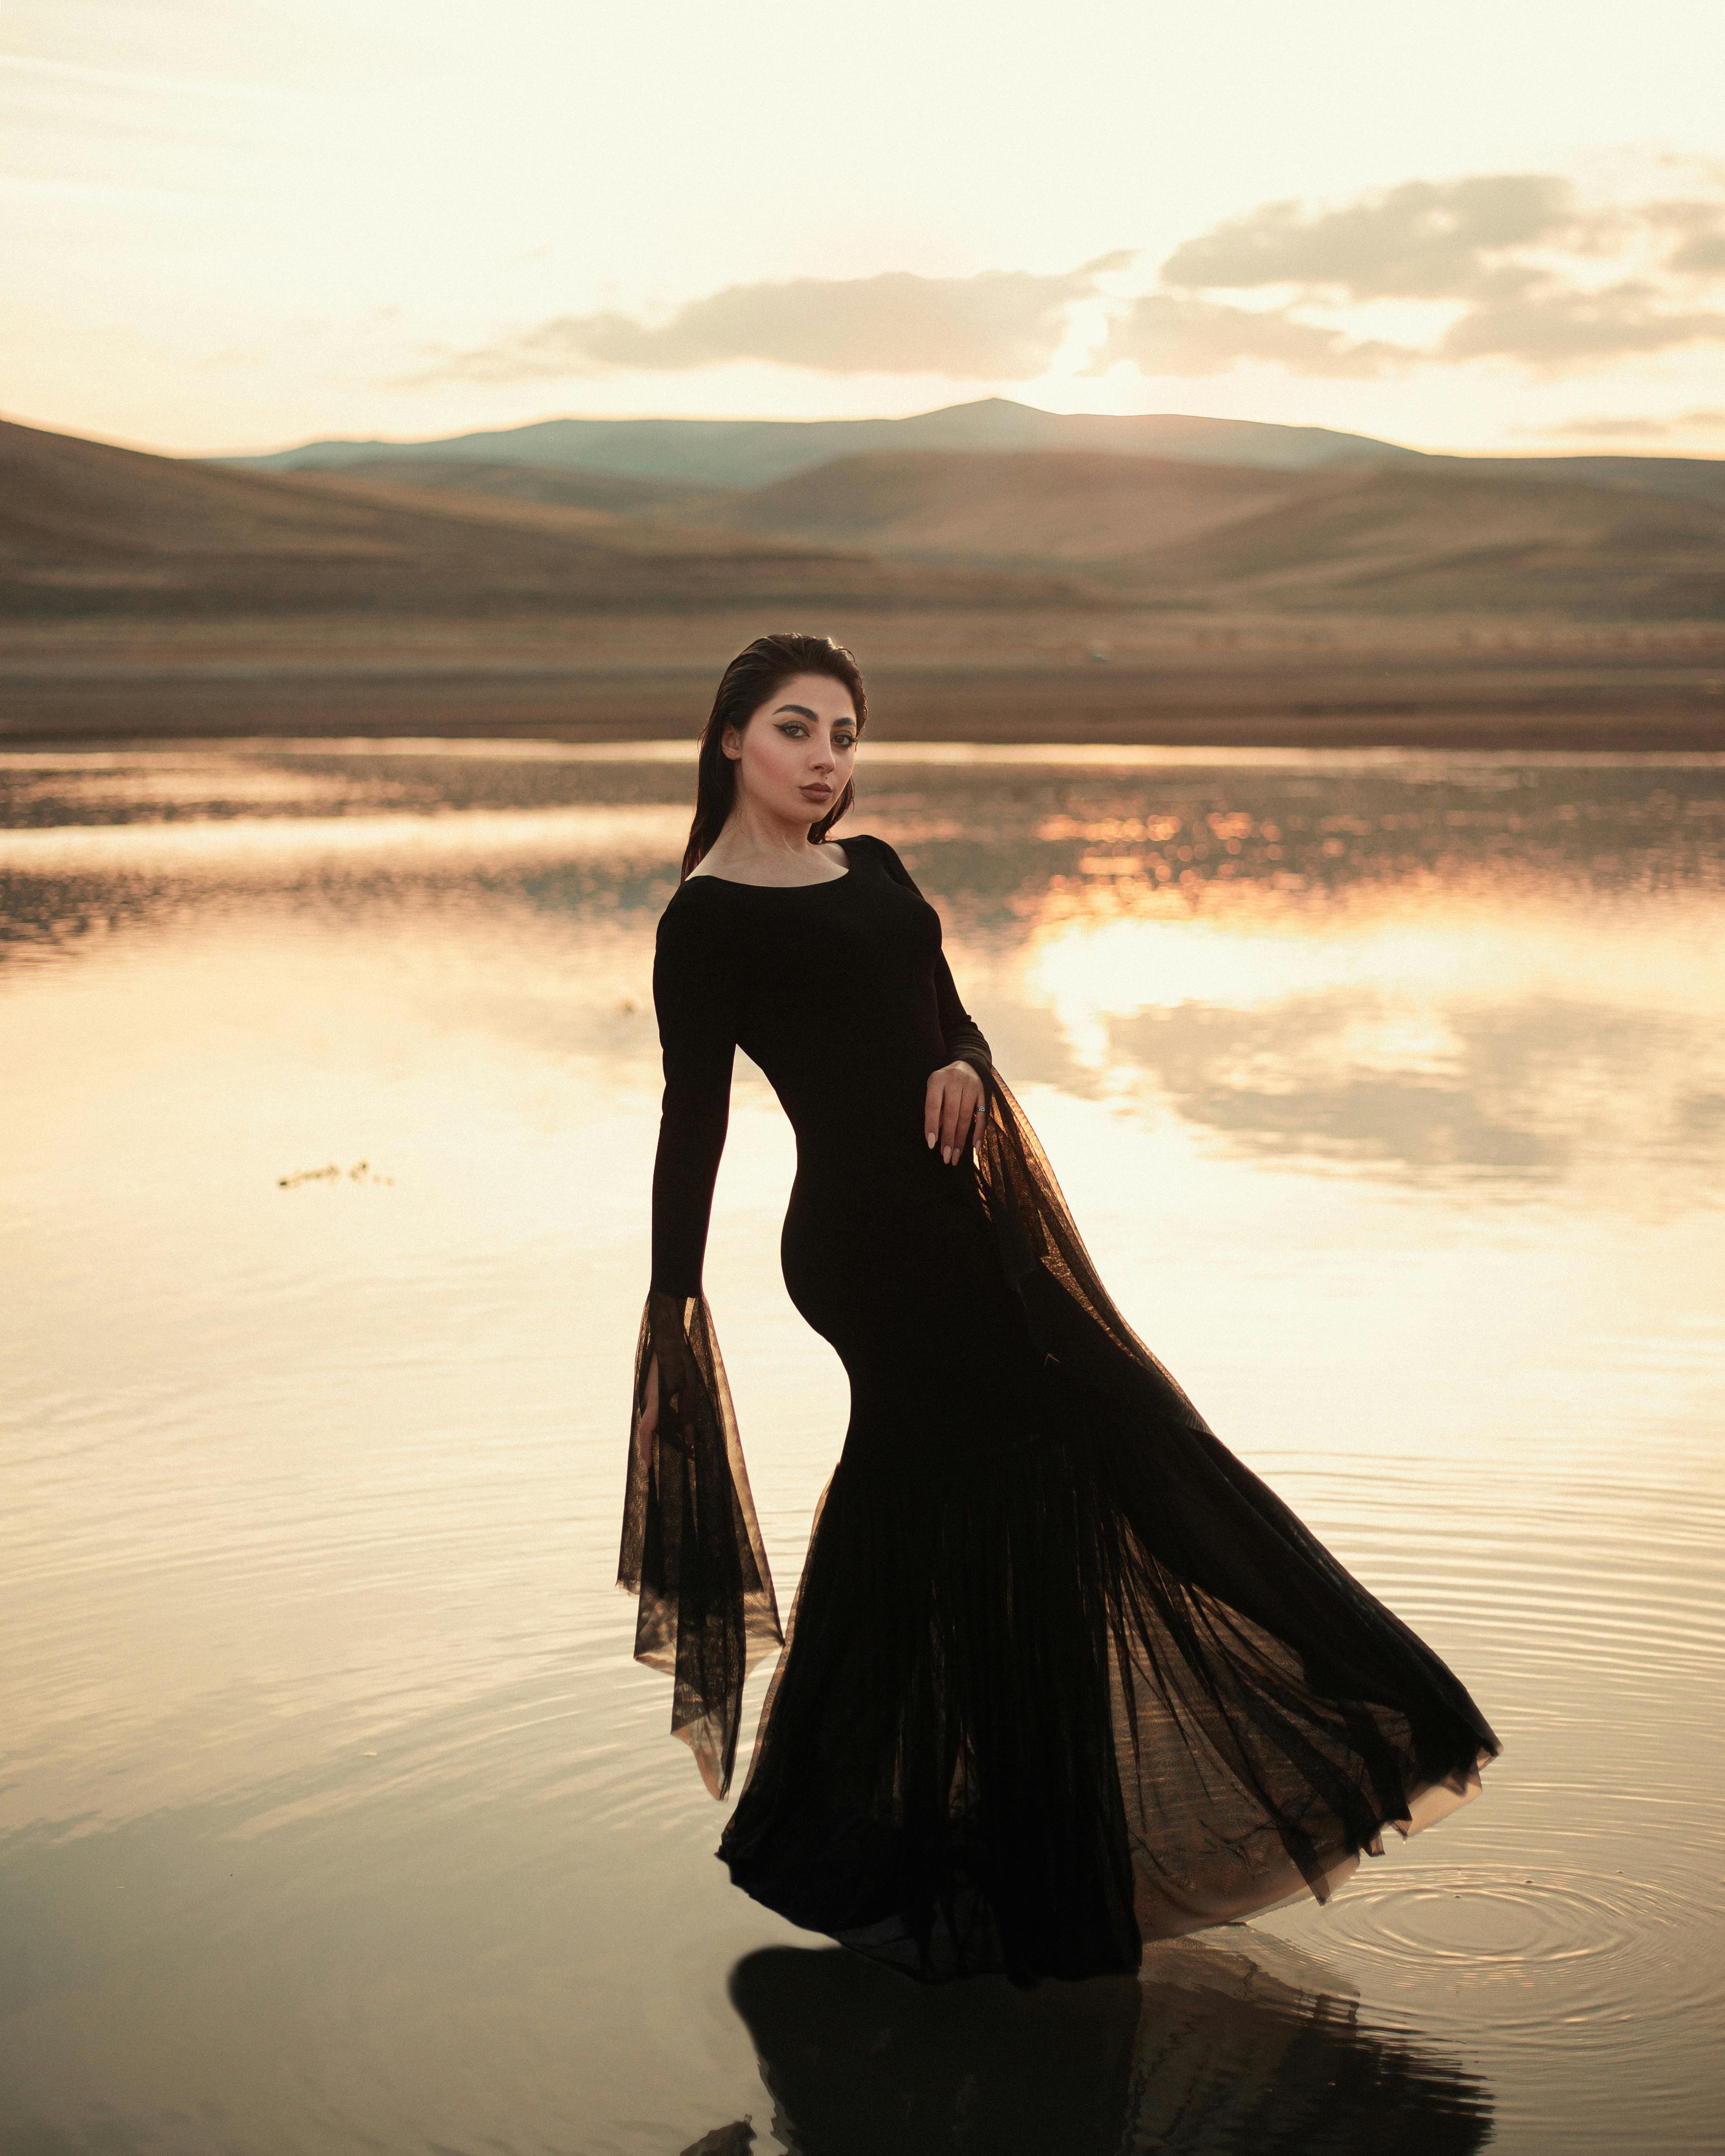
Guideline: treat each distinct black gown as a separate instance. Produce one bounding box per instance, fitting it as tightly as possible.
[618,831,1499,1987]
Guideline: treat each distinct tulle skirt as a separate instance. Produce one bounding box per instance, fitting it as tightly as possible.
[620,1075,1497,1987]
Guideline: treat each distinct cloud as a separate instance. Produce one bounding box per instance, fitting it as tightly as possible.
[419,257,1134,384]
[1527,409,1725,441]
[1436,280,1725,366]
[1644,198,1725,276]
[1095,171,1725,381]
[1159,174,1601,301]
[1098,294,1409,379]
[406,173,1725,391]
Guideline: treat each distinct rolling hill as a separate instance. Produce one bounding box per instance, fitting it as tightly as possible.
[8,415,1723,749]
[9,412,1725,626]
[0,416,1073,618]
[221,397,1423,491]
[1105,461,1725,616]
[267,430,1725,623]
[296,455,705,516]
[691,449,1725,618]
[701,451,1308,562]
[1448,454,1725,512]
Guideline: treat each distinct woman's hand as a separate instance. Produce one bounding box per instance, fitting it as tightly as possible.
[636,1297,701,1470]
[925,1059,986,1165]
[634,1353,660,1471]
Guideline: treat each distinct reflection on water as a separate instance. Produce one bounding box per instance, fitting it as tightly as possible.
[1,741,1721,2156]
[725,1935,1490,2156]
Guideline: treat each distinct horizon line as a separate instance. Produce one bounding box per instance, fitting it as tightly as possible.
[2,395,1421,464]
[6,398,1723,469]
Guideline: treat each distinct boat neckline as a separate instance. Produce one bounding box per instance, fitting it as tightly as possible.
[685,841,855,891]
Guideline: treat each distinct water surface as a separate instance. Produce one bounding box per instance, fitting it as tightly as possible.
[2,740,1722,2155]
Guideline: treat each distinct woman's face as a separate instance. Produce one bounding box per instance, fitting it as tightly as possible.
[722,672,859,826]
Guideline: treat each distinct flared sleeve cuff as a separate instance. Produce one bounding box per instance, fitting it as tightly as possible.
[617,1286,783,1798]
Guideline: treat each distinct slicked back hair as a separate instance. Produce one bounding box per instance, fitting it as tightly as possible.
[680,633,867,881]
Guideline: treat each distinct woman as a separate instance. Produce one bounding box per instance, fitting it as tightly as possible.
[619,632,1498,1988]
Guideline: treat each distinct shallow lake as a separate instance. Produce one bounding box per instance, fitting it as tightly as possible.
[1,739,1722,2156]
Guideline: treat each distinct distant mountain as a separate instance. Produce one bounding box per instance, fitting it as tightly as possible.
[297,455,704,516]
[0,416,1073,617]
[219,397,1424,491]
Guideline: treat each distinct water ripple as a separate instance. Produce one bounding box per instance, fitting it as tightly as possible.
[1303,1860,1724,2056]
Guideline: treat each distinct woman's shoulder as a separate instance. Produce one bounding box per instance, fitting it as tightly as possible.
[655,873,729,947]
[652,884,740,1015]
[841,831,916,886]
[832,831,902,875]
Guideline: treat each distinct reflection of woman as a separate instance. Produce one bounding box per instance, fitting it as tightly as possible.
[620,633,1499,1987]
[723,1939,1493,2156]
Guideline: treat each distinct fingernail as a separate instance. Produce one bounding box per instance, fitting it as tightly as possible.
[926,1131,936,1148]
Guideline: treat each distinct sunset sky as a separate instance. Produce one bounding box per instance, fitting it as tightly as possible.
[6,0,1725,457]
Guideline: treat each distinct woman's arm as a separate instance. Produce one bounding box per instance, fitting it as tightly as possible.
[619,894,781,1800]
[863,833,994,1160]
[634,896,737,1463]
[933,966,993,1095]
[649,897,738,1300]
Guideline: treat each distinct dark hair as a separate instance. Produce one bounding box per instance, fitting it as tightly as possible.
[680,633,867,880]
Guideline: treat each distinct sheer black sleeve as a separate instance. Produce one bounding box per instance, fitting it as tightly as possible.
[861,835,994,1098]
[618,891,782,1799]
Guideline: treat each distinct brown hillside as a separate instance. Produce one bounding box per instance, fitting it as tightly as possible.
[714,449,1725,619]
[0,418,1075,617]
[8,417,1722,629]
[703,451,1307,562]
[1447,454,1725,512]
[1115,462,1725,617]
[297,455,707,517]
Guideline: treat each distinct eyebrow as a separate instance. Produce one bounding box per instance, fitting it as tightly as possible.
[773,704,855,724]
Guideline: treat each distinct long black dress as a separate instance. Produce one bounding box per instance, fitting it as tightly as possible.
[618,831,1499,1987]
